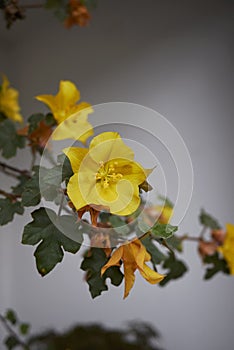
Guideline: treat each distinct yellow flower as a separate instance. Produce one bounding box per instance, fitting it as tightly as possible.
[143,205,173,227]
[36,80,93,143]
[101,239,165,298]
[0,75,23,123]
[63,131,152,216]
[219,223,234,274]
[157,205,173,224]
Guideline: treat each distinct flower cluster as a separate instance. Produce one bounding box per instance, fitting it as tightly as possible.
[0,75,233,299]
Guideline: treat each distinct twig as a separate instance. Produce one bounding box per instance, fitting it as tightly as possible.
[0,162,30,177]
[0,189,21,201]
[0,314,30,350]
[180,234,201,242]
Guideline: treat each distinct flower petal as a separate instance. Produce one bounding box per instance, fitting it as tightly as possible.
[123,263,136,299]
[52,108,93,143]
[57,80,80,110]
[63,147,88,173]
[109,159,148,185]
[0,76,23,123]
[89,132,134,163]
[66,173,87,210]
[138,263,165,284]
[35,94,57,114]
[101,245,123,276]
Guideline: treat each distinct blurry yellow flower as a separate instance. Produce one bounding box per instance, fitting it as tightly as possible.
[143,205,173,227]
[219,223,234,274]
[0,75,23,123]
[36,80,93,143]
[157,205,173,224]
[64,131,152,216]
[101,239,164,298]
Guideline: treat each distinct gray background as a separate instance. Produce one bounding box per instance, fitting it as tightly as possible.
[0,1,233,349]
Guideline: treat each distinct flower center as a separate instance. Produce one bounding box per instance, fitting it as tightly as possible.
[95,161,123,188]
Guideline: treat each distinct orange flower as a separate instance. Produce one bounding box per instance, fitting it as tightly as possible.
[198,240,218,259]
[101,239,164,298]
[18,121,53,150]
[65,0,91,28]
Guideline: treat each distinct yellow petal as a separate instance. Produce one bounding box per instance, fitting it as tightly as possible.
[219,223,234,275]
[89,132,134,163]
[101,245,123,275]
[0,75,23,123]
[52,108,93,143]
[35,94,57,114]
[123,263,136,298]
[112,180,140,216]
[93,179,140,216]
[66,173,87,211]
[138,263,165,284]
[63,147,88,173]
[56,80,80,110]
[1,75,10,92]
[110,159,147,185]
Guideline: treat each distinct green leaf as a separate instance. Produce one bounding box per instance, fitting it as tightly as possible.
[0,198,24,225]
[43,154,73,186]
[151,223,178,239]
[11,174,30,196]
[44,113,56,126]
[199,209,221,230]
[0,120,25,158]
[57,154,73,182]
[5,309,18,325]
[28,113,45,134]
[22,166,58,206]
[99,212,110,223]
[166,235,183,252]
[109,215,130,235]
[45,0,68,21]
[81,248,123,298]
[27,113,56,134]
[160,253,187,286]
[142,236,166,265]
[4,336,19,350]
[19,323,30,336]
[203,252,230,279]
[137,219,177,240]
[22,208,82,276]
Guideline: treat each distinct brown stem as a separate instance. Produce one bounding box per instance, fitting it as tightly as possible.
[180,234,201,242]
[0,314,30,350]
[0,162,30,177]
[0,189,21,201]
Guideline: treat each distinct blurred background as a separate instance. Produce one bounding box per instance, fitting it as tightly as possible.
[0,0,233,349]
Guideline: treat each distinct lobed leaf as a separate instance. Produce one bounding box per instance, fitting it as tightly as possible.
[81,248,123,298]
[159,253,187,286]
[0,198,24,225]
[22,208,82,276]
[0,119,25,158]
[203,252,230,279]
[199,209,221,230]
